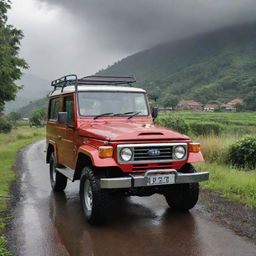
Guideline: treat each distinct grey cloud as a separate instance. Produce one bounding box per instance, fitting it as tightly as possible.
[9,0,256,80]
[38,0,256,53]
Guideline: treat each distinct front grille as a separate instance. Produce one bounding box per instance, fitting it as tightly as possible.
[117,143,187,164]
[133,146,173,161]
[132,163,173,171]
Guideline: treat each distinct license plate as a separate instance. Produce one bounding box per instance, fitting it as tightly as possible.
[146,174,175,186]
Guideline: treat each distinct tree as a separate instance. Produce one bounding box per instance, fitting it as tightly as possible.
[7,111,21,126]
[162,94,179,108]
[0,0,28,113]
[244,90,256,111]
[30,108,46,127]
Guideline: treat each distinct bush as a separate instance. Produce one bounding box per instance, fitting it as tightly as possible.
[30,108,46,127]
[190,122,224,136]
[156,115,189,134]
[228,135,256,169]
[0,118,12,133]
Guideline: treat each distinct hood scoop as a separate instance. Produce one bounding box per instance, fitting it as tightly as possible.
[139,132,164,136]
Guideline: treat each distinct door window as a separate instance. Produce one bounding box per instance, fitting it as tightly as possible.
[64,96,74,123]
[48,98,60,120]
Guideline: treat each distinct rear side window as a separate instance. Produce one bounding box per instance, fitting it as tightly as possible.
[48,98,60,120]
[64,96,74,122]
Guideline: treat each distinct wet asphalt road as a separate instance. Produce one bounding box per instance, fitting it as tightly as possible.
[8,140,256,256]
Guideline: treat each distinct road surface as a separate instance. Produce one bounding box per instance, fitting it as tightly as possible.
[7,141,256,256]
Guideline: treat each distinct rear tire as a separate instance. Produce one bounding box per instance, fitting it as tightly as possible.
[164,164,199,211]
[49,152,67,192]
[80,166,109,224]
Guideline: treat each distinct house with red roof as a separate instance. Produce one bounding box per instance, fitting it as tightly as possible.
[221,98,243,111]
[203,104,218,112]
[176,100,203,111]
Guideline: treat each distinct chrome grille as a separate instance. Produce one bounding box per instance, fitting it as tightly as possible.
[133,146,173,161]
[117,143,187,164]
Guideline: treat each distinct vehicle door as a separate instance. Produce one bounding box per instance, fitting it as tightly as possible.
[58,94,76,168]
[47,97,66,164]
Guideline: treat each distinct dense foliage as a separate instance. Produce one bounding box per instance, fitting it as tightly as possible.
[189,122,224,136]
[0,117,11,133]
[7,111,21,126]
[30,108,46,127]
[0,0,28,113]
[156,114,189,134]
[228,136,256,169]
[97,23,256,109]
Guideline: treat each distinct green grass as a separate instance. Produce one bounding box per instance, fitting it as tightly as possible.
[196,162,256,208]
[0,126,45,254]
[158,111,256,208]
[0,235,10,256]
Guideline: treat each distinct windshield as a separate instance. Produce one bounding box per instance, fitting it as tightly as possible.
[78,91,149,117]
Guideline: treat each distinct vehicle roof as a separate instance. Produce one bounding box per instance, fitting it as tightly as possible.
[49,85,146,97]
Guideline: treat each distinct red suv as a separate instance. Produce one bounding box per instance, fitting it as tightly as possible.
[46,75,208,224]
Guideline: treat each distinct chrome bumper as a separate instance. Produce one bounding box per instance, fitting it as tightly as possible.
[100,169,209,189]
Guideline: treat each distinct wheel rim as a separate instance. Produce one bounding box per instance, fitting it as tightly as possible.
[84,179,93,212]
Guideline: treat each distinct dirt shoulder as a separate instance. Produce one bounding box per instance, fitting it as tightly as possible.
[198,189,256,242]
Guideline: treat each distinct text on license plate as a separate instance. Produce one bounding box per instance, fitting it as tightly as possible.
[146,174,175,186]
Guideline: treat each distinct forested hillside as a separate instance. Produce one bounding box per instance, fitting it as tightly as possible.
[97,22,256,107]
[18,22,256,115]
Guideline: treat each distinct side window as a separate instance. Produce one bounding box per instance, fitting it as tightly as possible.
[64,96,74,123]
[49,98,60,120]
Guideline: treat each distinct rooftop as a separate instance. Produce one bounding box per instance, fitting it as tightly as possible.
[50,85,145,96]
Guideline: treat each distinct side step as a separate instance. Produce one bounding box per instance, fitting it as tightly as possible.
[56,167,74,181]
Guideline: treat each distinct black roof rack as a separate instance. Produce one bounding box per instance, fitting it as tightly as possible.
[50,75,136,95]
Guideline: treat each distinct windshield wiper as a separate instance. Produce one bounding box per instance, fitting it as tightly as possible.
[127,112,141,119]
[94,112,114,119]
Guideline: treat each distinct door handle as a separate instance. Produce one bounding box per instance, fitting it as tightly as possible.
[56,135,62,140]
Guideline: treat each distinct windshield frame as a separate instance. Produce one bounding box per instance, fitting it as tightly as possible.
[77,91,150,117]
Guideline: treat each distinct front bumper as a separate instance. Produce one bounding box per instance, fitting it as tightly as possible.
[100,169,209,189]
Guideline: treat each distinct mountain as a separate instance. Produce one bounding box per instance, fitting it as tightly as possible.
[17,22,256,114]
[5,73,50,113]
[18,97,48,118]
[96,22,256,105]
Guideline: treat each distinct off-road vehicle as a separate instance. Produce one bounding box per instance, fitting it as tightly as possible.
[46,74,209,224]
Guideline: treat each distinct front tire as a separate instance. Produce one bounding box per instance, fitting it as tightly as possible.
[80,166,109,224]
[164,164,199,211]
[49,152,67,192]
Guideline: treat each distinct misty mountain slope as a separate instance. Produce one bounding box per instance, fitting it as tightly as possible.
[18,97,48,118]
[97,22,256,104]
[5,74,50,112]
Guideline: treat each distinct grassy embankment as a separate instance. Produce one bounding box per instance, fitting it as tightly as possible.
[158,111,256,208]
[0,126,45,255]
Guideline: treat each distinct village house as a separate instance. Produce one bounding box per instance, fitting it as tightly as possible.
[203,104,218,112]
[176,100,203,111]
[221,98,243,112]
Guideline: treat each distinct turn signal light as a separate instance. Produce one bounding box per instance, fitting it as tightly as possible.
[189,143,201,153]
[99,146,113,158]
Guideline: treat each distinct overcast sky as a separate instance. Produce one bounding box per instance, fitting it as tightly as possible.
[8,0,256,81]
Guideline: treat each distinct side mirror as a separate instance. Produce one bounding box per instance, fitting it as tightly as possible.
[58,112,68,124]
[151,107,158,120]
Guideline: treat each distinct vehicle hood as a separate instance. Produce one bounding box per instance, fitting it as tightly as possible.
[78,121,189,141]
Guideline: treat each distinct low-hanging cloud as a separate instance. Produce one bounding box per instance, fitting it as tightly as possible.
[39,0,256,52]
[8,0,256,80]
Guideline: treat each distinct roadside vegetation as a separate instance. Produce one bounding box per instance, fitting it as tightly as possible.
[0,126,45,255]
[156,111,256,208]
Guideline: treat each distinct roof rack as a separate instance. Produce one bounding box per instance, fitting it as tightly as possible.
[50,74,136,95]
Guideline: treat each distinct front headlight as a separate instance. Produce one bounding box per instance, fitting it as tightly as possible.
[120,147,133,162]
[174,145,186,159]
